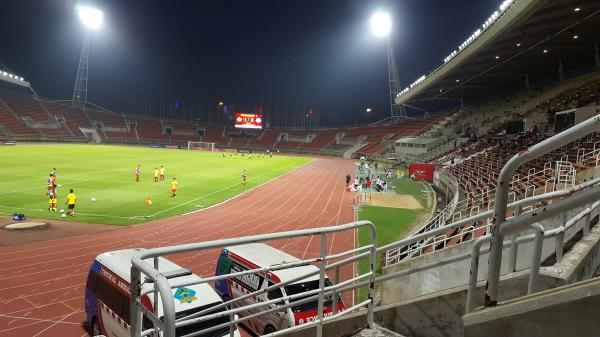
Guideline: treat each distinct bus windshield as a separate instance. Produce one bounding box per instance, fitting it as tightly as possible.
[175,302,231,337]
[284,279,334,313]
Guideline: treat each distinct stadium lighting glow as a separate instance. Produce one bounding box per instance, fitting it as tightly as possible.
[370,12,391,37]
[495,55,500,59]
[516,42,521,47]
[574,7,581,12]
[366,108,372,113]
[77,5,103,30]
[218,101,224,106]
[543,49,548,53]
[573,35,579,39]
[456,79,460,83]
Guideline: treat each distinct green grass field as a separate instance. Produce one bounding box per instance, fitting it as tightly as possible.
[0,145,311,225]
[355,172,429,300]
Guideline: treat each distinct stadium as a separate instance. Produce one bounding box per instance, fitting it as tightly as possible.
[1,1,600,337]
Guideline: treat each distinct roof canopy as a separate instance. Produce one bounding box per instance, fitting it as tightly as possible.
[396,0,600,105]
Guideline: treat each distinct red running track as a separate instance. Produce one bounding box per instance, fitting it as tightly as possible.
[0,157,357,337]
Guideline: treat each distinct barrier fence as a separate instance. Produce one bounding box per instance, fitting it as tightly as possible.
[129,221,376,337]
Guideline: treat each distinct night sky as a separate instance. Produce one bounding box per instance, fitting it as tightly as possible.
[1,0,499,124]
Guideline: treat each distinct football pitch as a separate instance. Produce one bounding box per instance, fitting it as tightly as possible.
[0,144,311,225]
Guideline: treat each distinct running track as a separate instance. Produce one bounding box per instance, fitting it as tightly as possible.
[0,157,356,337]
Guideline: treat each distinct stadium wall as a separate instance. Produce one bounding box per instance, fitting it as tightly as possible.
[380,202,598,303]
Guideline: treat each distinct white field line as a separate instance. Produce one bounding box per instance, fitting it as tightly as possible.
[181,164,305,216]
[145,165,296,218]
[0,179,91,195]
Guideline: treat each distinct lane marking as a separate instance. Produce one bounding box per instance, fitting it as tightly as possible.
[23,297,39,308]
[181,165,304,216]
[0,313,81,326]
[147,165,296,218]
[62,301,78,313]
[31,311,81,337]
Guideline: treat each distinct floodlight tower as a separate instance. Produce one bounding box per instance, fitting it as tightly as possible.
[370,11,406,121]
[72,5,103,107]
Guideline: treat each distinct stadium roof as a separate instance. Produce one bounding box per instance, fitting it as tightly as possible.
[396,0,600,105]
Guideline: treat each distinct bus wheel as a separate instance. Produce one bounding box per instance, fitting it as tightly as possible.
[91,318,101,336]
[264,326,276,335]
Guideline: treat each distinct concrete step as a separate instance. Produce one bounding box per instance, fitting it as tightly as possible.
[351,324,406,337]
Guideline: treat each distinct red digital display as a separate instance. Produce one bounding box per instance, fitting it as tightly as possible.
[409,163,435,182]
[235,113,263,129]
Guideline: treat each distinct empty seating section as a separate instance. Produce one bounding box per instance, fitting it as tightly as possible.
[397,77,600,262]
[134,118,166,141]
[0,91,73,137]
[0,92,52,124]
[0,100,38,135]
[199,126,224,143]
[86,109,126,128]
[43,102,91,137]
[249,129,280,147]
[276,140,303,149]
[302,129,337,150]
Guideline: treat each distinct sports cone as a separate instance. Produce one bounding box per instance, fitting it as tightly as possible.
[146,196,153,207]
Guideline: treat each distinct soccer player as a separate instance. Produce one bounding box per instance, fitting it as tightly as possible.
[135,165,141,182]
[46,183,56,212]
[171,178,177,198]
[66,189,77,216]
[159,165,165,181]
[154,167,159,183]
[242,170,248,185]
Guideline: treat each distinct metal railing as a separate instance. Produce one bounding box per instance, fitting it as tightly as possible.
[484,114,600,307]
[129,221,376,337]
[466,196,600,312]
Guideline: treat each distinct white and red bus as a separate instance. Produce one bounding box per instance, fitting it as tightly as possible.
[85,248,239,337]
[214,243,344,335]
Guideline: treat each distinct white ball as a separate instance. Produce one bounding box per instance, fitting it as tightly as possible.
[60,209,64,213]
[57,184,61,187]
[91,197,96,202]
[61,213,66,218]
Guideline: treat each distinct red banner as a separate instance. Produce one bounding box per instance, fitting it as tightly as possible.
[408,163,435,182]
[235,113,263,129]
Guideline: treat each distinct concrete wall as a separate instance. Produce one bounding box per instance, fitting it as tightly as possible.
[463,277,600,337]
[380,203,594,304]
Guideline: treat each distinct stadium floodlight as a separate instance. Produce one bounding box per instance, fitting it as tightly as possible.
[370,12,391,37]
[77,5,103,30]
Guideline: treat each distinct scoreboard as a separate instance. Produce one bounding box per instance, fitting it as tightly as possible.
[235,113,263,129]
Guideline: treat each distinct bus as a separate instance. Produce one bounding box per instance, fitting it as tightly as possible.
[214,243,344,335]
[85,248,239,337]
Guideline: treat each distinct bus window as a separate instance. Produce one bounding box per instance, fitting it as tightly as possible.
[284,280,333,313]
[267,282,283,301]
[96,277,126,318]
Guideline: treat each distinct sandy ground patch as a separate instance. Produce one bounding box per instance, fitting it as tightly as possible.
[366,193,422,209]
[0,215,121,246]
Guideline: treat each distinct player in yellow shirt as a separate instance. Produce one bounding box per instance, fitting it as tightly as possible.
[159,165,166,181]
[153,167,159,183]
[171,178,177,199]
[66,189,77,216]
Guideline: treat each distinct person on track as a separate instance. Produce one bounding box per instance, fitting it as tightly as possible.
[346,173,351,186]
[154,167,159,183]
[66,189,77,216]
